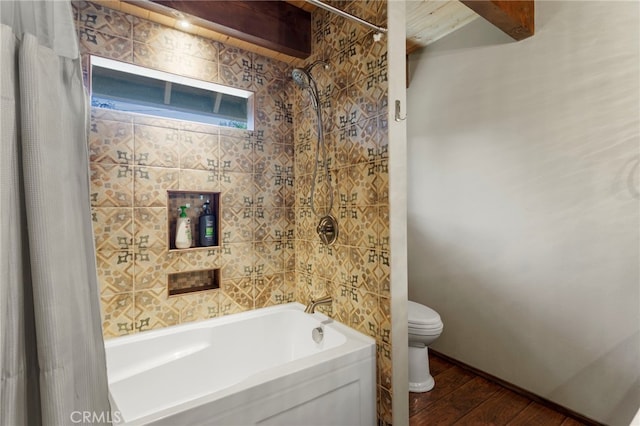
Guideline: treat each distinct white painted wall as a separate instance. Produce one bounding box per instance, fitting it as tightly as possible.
[406,2,639,424]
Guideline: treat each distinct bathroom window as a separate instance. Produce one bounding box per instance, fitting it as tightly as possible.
[90,56,254,129]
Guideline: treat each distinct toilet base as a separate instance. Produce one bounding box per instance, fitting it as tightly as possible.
[408,344,435,393]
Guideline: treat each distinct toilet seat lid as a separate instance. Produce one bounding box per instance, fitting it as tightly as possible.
[408,301,442,327]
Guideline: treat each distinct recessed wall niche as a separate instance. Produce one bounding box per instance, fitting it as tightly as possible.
[168,269,220,296]
[167,190,220,251]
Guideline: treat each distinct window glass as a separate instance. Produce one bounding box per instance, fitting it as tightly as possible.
[90,56,253,129]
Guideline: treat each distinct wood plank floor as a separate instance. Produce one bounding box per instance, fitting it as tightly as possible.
[409,353,587,426]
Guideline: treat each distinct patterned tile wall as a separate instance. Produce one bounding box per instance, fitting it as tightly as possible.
[74,1,296,337]
[75,0,392,424]
[294,2,392,424]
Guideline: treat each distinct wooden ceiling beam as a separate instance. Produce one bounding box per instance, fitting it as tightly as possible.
[460,0,534,41]
[146,0,311,58]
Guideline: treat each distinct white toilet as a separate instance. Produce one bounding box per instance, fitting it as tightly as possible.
[408,300,444,392]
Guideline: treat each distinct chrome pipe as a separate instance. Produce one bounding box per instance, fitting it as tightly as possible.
[304,295,333,314]
[306,0,388,34]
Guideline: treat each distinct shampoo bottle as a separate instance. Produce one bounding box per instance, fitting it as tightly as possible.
[199,200,216,247]
[175,205,192,249]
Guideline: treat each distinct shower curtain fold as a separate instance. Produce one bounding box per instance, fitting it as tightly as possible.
[0,2,111,424]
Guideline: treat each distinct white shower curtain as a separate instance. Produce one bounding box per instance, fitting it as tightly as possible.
[0,1,111,425]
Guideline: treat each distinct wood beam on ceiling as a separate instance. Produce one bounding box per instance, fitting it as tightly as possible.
[148,0,311,58]
[460,0,534,41]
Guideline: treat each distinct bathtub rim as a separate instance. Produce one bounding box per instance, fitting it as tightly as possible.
[104,302,373,350]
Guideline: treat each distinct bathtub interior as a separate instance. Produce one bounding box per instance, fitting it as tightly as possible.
[105,303,375,425]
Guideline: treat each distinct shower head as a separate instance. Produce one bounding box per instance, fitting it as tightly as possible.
[291,60,329,89]
[291,67,312,89]
[292,61,329,109]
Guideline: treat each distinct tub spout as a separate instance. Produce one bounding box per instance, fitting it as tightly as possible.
[304,296,333,314]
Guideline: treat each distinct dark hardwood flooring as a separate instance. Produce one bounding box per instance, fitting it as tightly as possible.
[409,353,588,426]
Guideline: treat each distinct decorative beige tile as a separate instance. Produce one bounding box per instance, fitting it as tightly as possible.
[178,248,222,272]
[294,173,311,209]
[327,243,351,283]
[90,163,133,207]
[133,113,181,130]
[219,132,253,173]
[349,117,382,165]
[101,293,134,339]
[181,121,220,134]
[378,205,390,250]
[337,163,378,206]
[254,92,284,139]
[378,295,392,344]
[220,207,253,244]
[218,47,256,90]
[294,240,312,274]
[375,249,390,297]
[283,238,296,272]
[254,173,287,208]
[221,243,254,279]
[89,118,134,164]
[255,142,292,176]
[254,241,285,276]
[218,287,250,316]
[295,207,315,241]
[133,42,218,82]
[76,1,132,38]
[179,289,220,323]
[180,131,219,171]
[220,172,254,208]
[378,386,393,426]
[349,32,387,87]
[255,273,295,308]
[133,166,179,207]
[333,283,357,326]
[78,28,132,62]
[310,241,340,280]
[349,247,380,294]
[294,127,314,176]
[95,250,133,296]
[92,207,133,251]
[373,160,389,205]
[377,341,393,390]
[179,169,219,192]
[134,124,180,167]
[295,272,313,306]
[282,174,296,208]
[134,207,167,252]
[352,75,388,122]
[132,18,181,47]
[342,206,379,247]
[134,247,170,291]
[91,107,133,124]
[134,288,183,332]
[133,18,218,61]
[219,277,253,311]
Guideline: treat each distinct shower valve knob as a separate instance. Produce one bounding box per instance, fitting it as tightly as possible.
[316,215,338,246]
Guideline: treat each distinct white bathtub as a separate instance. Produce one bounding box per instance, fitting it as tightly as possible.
[105,303,376,425]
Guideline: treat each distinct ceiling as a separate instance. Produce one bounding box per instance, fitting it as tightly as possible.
[405,1,478,53]
[286,0,479,53]
[104,1,530,65]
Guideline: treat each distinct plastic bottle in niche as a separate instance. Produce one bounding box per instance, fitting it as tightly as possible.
[175,205,192,249]
[199,200,215,247]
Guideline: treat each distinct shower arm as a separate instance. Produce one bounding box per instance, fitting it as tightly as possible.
[305,0,388,34]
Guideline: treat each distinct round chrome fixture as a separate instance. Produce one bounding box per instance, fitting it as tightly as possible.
[317,215,338,246]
